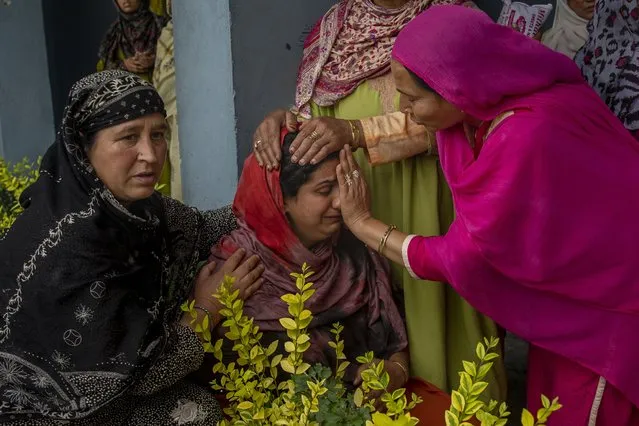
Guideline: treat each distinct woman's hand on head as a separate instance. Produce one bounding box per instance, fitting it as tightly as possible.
[193,248,265,312]
[290,117,355,166]
[253,109,298,170]
[336,147,372,234]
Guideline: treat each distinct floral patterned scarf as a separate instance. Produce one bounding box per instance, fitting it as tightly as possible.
[294,0,463,118]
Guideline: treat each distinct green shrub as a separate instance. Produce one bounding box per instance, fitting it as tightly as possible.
[445,337,561,426]
[183,266,561,426]
[0,157,39,237]
[182,264,421,425]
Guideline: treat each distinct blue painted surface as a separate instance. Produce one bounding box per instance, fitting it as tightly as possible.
[0,1,54,163]
[173,0,238,209]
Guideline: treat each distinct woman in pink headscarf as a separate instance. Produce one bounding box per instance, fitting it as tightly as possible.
[336,5,639,425]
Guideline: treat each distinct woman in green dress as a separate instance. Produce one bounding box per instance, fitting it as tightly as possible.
[252,0,506,400]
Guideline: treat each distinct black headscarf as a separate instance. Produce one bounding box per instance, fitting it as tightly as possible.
[98,0,167,73]
[0,71,200,421]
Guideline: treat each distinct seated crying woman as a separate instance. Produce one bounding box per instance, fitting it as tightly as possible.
[200,131,458,424]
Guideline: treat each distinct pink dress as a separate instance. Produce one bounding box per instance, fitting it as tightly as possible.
[403,101,639,426]
[392,6,639,425]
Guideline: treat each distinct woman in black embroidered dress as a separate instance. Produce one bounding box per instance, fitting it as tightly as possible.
[0,71,263,425]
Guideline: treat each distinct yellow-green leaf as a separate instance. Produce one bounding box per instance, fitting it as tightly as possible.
[301,394,310,408]
[279,318,297,330]
[280,359,295,374]
[445,410,460,426]
[298,316,312,329]
[253,408,265,420]
[459,372,472,393]
[297,341,311,352]
[451,390,465,412]
[296,334,310,344]
[301,289,315,302]
[249,345,259,360]
[237,401,253,410]
[295,363,310,375]
[299,309,312,320]
[354,387,364,407]
[464,400,484,415]
[266,340,278,356]
[462,361,477,377]
[369,412,396,426]
[477,362,493,379]
[470,381,488,397]
[271,354,283,367]
[337,361,350,373]
[484,353,500,361]
[281,293,297,304]
[284,341,296,353]
[476,343,486,360]
[521,409,535,426]
[369,380,385,391]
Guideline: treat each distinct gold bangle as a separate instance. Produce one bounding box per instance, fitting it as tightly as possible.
[348,120,360,150]
[391,360,409,383]
[194,305,212,323]
[378,224,397,255]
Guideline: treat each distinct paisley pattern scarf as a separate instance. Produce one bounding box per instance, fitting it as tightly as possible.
[294,0,464,117]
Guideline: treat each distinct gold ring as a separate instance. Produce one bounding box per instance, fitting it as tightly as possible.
[310,130,320,141]
[254,139,262,150]
[351,170,360,179]
[345,175,353,186]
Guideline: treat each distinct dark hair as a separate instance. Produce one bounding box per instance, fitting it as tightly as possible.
[405,67,436,94]
[279,132,339,199]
